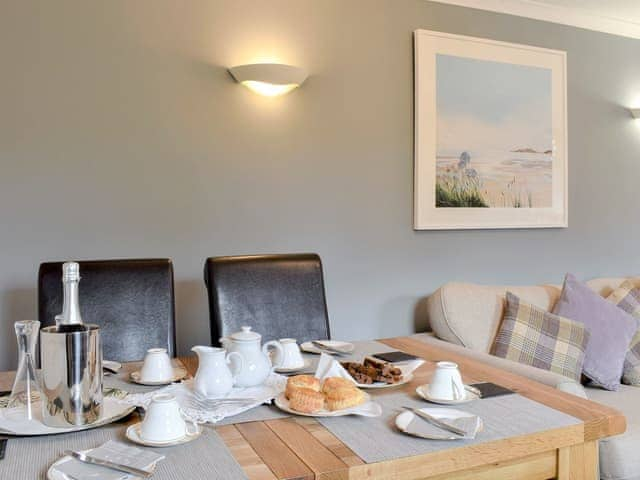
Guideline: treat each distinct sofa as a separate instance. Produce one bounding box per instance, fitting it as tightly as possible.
[420,277,638,480]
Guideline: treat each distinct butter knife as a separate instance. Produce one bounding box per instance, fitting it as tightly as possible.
[311,341,349,355]
[402,407,467,436]
[63,450,153,478]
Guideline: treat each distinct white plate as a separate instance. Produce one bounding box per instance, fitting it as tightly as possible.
[47,449,145,480]
[0,397,135,436]
[416,384,480,405]
[103,360,122,373]
[125,421,202,447]
[356,372,414,389]
[273,392,381,418]
[274,358,313,374]
[129,366,188,386]
[300,340,355,355]
[395,407,483,440]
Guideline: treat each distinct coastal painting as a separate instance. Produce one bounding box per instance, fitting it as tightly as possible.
[414,30,567,229]
[435,54,552,208]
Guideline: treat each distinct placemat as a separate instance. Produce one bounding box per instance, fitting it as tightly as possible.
[316,391,582,463]
[0,420,248,479]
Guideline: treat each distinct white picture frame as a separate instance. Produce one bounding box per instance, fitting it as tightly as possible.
[414,30,568,230]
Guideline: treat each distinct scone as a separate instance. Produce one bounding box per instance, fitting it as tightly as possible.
[321,377,355,393]
[285,375,321,399]
[288,387,325,413]
[325,387,366,411]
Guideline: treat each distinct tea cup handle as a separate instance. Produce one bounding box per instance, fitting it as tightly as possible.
[185,419,199,436]
[262,341,284,369]
[451,379,464,400]
[226,351,244,382]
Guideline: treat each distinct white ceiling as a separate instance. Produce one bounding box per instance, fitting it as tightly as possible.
[432,0,640,39]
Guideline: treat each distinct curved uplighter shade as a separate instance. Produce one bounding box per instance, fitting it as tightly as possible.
[228,63,308,96]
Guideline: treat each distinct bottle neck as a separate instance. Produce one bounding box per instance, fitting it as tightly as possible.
[60,280,82,325]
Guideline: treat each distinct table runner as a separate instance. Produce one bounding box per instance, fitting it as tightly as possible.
[0,419,248,479]
[316,391,582,463]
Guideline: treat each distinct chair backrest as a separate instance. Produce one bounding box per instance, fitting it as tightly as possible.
[204,253,331,345]
[38,259,176,362]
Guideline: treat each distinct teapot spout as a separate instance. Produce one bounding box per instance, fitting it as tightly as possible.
[219,337,231,349]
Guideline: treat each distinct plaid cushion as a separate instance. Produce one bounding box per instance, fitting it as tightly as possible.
[606,280,640,385]
[492,292,589,381]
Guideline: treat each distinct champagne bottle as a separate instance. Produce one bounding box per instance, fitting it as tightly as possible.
[56,262,87,333]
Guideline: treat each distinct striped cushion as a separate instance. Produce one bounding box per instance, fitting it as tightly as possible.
[492,292,589,381]
[606,280,640,385]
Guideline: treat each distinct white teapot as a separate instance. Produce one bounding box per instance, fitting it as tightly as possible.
[219,326,283,387]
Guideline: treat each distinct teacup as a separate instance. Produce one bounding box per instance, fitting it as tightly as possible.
[139,348,173,382]
[272,338,304,369]
[140,393,197,442]
[428,361,465,401]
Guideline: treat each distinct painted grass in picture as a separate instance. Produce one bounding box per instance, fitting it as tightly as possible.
[436,54,552,208]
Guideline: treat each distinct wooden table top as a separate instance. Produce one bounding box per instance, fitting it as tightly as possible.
[0,335,625,480]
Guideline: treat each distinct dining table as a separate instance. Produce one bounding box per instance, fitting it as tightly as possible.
[0,334,625,480]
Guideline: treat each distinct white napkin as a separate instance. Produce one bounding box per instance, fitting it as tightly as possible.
[404,413,481,440]
[55,441,164,480]
[118,375,287,424]
[315,353,425,385]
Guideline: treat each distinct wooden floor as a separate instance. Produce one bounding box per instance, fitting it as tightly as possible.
[0,335,624,480]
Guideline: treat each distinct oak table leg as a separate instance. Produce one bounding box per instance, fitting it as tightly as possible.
[557,441,598,480]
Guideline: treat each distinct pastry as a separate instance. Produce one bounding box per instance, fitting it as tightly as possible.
[285,375,320,399]
[288,387,325,413]
[341,358,403,384]
[321,377,355,393]
[325,387,366,411]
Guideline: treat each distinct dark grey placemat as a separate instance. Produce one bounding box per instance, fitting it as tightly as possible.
[316,392,582,463]
[0,421,248,479]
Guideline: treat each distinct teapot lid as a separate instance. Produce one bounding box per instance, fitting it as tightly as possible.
[230,326,261,342]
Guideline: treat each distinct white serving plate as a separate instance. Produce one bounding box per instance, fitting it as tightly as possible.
[356,372,414,389]
[125,421,202,447]
[129,366,188,386]
[395,407,483,440]
[416,384,480,405]
[0,397,135,436]
[300,341,355,355]
[274,392,381,418]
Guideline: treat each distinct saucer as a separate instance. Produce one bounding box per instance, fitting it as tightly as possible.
[416,384,480,405]
[130,366,188,386]
[126,421,201,447]
[274,358,313,373]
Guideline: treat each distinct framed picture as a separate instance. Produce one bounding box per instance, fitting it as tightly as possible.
[414,30,567,230]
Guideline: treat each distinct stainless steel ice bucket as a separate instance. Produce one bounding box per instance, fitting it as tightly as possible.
[40,324,103,426]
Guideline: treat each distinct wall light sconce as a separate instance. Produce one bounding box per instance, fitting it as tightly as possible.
[228,63,308,97]
[631,108,640,119]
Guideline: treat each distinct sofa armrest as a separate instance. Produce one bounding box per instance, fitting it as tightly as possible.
[411,333,587,399]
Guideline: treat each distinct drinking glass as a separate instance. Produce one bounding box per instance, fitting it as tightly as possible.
[7,320,41,420]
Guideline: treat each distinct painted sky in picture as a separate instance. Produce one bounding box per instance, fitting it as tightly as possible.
[436,54,552,208]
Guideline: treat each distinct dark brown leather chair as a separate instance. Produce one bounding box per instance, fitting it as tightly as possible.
[38,259,176,362]
[204,253,331,345]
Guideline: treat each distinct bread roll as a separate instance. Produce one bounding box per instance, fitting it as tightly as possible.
[321,377,355,393]
[288,388,325,413]
[325,387,365,411]
[285,375,320,399]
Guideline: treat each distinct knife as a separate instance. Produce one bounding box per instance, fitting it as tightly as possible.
[402,407,467,436]
[311,341,350,355]
[63,450,153,478]
[0,438,7,461]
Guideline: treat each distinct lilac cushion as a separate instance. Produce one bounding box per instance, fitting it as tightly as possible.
[552,274,638,390]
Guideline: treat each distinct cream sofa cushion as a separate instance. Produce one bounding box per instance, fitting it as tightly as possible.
[426,277,630,354]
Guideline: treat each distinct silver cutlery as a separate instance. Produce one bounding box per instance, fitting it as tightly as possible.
[64,450,153,478]
[311,341,350,355]
[402,406,467,436]
[189,397,257,410]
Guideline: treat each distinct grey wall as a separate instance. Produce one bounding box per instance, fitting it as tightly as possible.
[1,0,639,370]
